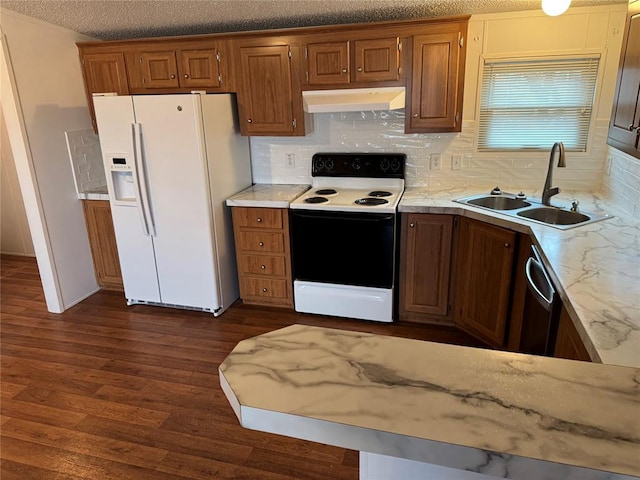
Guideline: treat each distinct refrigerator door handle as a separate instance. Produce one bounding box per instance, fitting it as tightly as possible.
[132,123,156,236]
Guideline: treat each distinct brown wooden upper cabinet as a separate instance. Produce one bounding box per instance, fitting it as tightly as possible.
[80,51,130,130]
[306,37,400,86]
[607,0,640,159]
[126,42,226,92]
[407,22,467,133]
[235,42,307,136]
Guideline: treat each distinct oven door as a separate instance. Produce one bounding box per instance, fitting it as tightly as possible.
[291,209,395,288]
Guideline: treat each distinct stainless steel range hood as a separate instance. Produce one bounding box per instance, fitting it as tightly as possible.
[302,87,406,113]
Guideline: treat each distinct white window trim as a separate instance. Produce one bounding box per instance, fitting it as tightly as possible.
[473,50,609,158]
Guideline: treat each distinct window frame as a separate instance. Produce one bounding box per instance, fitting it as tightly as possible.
[474,52,607,156]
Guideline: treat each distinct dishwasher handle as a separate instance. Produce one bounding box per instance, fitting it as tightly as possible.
[525,256,555,311]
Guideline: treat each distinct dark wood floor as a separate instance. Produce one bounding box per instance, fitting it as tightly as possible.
[1,255,484,479]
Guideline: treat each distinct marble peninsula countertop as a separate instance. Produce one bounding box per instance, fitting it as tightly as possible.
[226,183,309,208]
[77,186,109,201]
[220,324,640,479]
[399,188,640,369]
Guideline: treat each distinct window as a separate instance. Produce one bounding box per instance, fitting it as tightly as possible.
[478,56,600,152]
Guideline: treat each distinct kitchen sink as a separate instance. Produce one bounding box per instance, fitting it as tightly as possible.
[455,191,612,230]
[466,196,531,210]
[516,207,590,226]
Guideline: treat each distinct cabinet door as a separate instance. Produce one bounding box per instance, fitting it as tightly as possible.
[178,48,221,88]
[408,31,463,132]
[307,41,350,85]
[399,214,453,321]
[139,50,180,88]
[554,307,592,361]
[238,45,295,135]
[607,2,640,158]
[82,200,123,291]
[455,218,515,347]
[80,52,129,130]
[353,38,399,83]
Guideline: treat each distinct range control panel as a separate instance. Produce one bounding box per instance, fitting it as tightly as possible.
[311,153,406,179]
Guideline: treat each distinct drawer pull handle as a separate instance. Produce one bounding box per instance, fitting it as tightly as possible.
[259,242,264,247]
[262,288,268,293]
[257,218,262,223]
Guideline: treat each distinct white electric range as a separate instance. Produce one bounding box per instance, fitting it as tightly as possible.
[289,153,406,323]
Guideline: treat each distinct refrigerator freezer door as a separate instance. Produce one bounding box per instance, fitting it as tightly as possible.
[132,95,221,311]
[93,95,161,303]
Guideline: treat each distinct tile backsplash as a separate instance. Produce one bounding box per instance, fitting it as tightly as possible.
[603,146,640,220]
[65,129,106,194]
[249,111,609,195]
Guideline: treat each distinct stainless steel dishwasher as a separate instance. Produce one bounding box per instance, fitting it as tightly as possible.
[519,245,561,355]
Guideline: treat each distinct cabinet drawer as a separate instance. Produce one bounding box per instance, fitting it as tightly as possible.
[238,232,285,253]
[240,255,286,276]
[234,207,283,229]
[243,277,288,299]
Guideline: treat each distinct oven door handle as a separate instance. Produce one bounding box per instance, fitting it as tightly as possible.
[525,256,554,311]
[291,211,395,222]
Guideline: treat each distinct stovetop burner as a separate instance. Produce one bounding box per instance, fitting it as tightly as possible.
[355,197,389,206]
[368,190,393,197]
[315,188,338,195]
[304,196,329,204]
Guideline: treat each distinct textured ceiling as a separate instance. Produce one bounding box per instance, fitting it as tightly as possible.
[0,0,626,41]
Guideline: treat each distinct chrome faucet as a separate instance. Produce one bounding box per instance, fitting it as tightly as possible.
[542,142,566,206]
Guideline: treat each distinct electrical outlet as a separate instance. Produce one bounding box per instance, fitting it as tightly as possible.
[606,156,612,176]
[452,154,462,170]
[286,153,296,168]
[430,153,442,170]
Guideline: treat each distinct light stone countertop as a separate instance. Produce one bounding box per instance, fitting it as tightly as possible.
[399,187,640,369]
[226,183,310,208]
[220,324,640,480]
[77,186,109,201]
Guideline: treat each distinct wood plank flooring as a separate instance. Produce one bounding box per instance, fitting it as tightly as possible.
[1,255,484,479]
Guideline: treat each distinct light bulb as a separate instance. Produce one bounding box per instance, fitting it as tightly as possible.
[541,0,572,16]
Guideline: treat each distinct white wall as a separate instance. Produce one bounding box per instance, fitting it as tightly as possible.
[1,104,34,256]
[0,8,98,312]
[250,4,627,194]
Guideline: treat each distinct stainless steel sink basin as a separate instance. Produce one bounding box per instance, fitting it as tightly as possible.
[517,207,590,226]
[455,191,612,229]
[466,196,531,210]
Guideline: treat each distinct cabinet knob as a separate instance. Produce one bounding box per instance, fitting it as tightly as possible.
[257,217,262,223]
[248,118,253,124]
[259,242,264,247]
[409,222,415,228]
[412,113,418,118]
[357,67,363,72]
[505,243,510,248]
[170,74,176,79]
[262,288,268,293]
[184,74,189,78]
[342,68,348,73]
[261,265,266,270]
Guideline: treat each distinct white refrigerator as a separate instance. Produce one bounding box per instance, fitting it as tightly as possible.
[93,93,252,315]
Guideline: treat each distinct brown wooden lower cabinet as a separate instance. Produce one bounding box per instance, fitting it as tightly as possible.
[81,200,123,291]
[453,217,516,347]
[232,206,293,308]
[399,213,454,324]
[554,306,592,361]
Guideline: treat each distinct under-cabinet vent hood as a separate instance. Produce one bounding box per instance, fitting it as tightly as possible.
[302,87,406,113]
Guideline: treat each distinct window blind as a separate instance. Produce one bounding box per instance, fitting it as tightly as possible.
[478,56,600,152]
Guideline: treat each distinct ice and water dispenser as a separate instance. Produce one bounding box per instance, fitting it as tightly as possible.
[108,155,136,204]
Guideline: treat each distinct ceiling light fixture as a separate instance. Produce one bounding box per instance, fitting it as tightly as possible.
[541,0,572,16]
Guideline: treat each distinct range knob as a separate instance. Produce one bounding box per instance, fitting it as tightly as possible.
[380,158,390,171]
[325,158,334,170]
[315,159,325,171]
[390,158,401,172]
[352,159,362,170]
